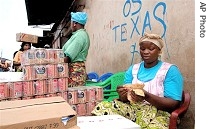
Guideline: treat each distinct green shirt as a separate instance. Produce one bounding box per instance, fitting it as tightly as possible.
[62,29,90,62]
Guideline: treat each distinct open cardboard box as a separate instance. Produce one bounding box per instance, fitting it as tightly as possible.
[0,96,77,129]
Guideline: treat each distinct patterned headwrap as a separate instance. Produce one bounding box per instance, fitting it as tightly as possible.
[139,33,164,50]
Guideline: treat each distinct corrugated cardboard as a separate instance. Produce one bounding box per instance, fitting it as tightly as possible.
[0,96,77,129]
[16,33,38,43]
[77,115,140,129]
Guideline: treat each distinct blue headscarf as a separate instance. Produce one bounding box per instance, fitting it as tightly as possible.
[71,12,88,25]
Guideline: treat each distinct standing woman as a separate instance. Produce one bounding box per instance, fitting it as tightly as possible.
[62,12,90,87]
[13,42,31,72]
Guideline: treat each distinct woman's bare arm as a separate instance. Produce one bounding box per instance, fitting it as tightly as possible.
[143,90,180,112]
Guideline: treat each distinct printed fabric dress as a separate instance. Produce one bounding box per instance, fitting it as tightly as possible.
[91,62,173,129]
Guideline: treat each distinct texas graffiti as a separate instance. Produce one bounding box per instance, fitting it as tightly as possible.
[112,0,167,64]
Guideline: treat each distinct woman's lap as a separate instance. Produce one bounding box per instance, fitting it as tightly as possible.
[91,100,170,129]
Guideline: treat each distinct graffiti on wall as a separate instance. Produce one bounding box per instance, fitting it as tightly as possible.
[112,0,168,65]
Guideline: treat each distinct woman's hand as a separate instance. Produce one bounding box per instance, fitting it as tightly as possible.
[64,56,71,63]
[117,86,129,102]
[129,89,145,102]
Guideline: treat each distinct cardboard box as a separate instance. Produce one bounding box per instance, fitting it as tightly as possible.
[0,96,77,129]
[16,33,38,43]
[77,115,140,129]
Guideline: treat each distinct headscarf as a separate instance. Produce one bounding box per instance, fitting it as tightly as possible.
[71,12,88,25]
[139,33,164,50]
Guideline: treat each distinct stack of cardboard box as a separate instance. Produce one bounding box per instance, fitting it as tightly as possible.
[20,48,69,100]
[67,86,103,116]
[0,48,69,101]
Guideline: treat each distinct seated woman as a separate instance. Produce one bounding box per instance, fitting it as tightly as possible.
[13,42,31,72]
[91,33,183,129]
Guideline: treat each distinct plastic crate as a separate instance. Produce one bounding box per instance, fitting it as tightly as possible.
[85,71,125,101]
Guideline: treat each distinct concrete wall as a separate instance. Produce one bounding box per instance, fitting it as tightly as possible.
[54,0,195,128]
[84,0,195,128]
